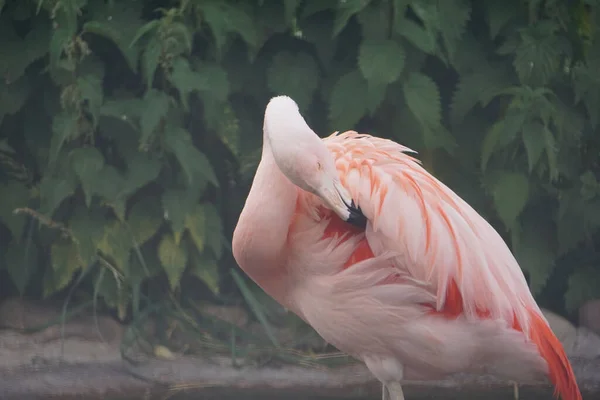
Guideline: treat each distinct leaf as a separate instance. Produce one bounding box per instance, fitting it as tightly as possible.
[329,70,368,131]
[0,182,30,241]
[185,203,207,253]
[333,0,371,36]
[140,89,170,144]
[190,250,220,295]
[142,34,162,89]
[127,197,163,246]
[69,147,105,207]
[164,124,219,189]
[267,51,319,111]
[481,111,526,171]
[76,74,104,126]
[69,206,106,265]
[395,17,436,55]
[168,58,230,109]
[45,240,83,297]
[0,18,50,83]
[358,39,406,86]
[521,121,546,172]
[356,2,389,39]
[39,175,77,216]
[565,266,600,313]
[513,214,556,295]
[513,23,564,86]
[0,77,32,124]
[97,221,131,271]
[49,7,78,70]
[130,20,160,48]
[162,188,200,240]
[199,2,259,53]
[489,172,529,230]
[100,97,143,125]
[49,112,81,167]
[158,234,188,290]
[203,203,224,258]
[450,67,510,125]
[83,1,145,72]
[402,72,452,149]
[437,0,471,61]
[485,0,521,39]
[3,240,38,295]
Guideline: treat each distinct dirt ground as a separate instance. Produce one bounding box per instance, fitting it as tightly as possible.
[0,297,599,400]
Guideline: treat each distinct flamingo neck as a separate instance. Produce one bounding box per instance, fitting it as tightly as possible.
[232,139,298,298]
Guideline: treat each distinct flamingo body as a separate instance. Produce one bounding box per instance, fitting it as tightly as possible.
[232,97,582,400]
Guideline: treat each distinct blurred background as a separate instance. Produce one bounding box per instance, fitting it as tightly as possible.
[0,0,599,398]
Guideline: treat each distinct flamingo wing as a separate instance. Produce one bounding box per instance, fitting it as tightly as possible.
[322,130,581,400]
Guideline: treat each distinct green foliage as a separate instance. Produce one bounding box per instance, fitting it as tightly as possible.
[0,0,599,333]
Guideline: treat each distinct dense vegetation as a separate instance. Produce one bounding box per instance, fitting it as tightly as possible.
[0,0,599,354]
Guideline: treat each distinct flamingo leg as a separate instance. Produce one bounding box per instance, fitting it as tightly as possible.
[382,382,405,400]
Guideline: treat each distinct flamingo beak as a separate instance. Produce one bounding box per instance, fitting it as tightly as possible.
[317,179,367,229]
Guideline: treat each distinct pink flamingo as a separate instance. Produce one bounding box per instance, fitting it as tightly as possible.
[232,96,582,400]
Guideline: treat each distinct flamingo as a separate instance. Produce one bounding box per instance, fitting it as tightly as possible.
[231,95,582,400]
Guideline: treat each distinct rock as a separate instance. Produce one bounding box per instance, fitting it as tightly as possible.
[579,299,600,336]
[541,308,577,352]
[0,297,124,345]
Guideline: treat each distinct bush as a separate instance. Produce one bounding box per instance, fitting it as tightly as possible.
[0,0,599,329]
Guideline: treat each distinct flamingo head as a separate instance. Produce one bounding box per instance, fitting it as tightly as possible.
[263,95,366,228]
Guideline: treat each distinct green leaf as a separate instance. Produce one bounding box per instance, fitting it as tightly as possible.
[267,51,319,111]
[358,39,406,86]
[565,266,600,313]
[100,97,143,125]
[199,2,259,53]
[403,72,441,129]
[39,175,77,216]
[69,206,106,265]
[203,203,224,258]
[3,240,38,295]
[164,125,219,189]
[521,121,546,172]
[185,203,207,253]
[158,234,188,290]
[140,89,170,145]
[489,172,529,231]
[329,70,368,131]
[190,250,220,295]
[481,111,526,171]
[333,0,371,36]
[69,147,105,207]
[437,0,471,61]
[168,58,230,109]
[450,68,510,125]
[402,72,452,149]
[513,23,564,86]
[130,20,160,48]
[83,1,145,72]
[395,17,436,55]
[98,221,131,271]
[45,240,83,297]
[142,34,162,89]
[162,188,201,240]
[356,2,389,39]
[485,0,521,39]
[0,77,32,124]
[127,197,163,246]
[0,18,49,82]
[49,112,81,167]
[77,74,104,126]
[0,182,30,241]
[513,214,556,295]
[49,7,79,70]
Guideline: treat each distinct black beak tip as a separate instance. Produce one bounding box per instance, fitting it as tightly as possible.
[346,200,367,229]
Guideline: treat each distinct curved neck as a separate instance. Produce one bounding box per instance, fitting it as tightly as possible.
[232,139,299,301]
